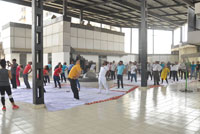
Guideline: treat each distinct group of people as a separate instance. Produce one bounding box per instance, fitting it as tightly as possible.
[99,60,200,90]
[0,57,83,110]
[2,56,200,111]
[125,61,200,85]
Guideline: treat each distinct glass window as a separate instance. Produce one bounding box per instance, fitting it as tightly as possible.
[132,28,139,54]
[182,23,188,42]
[148,29,153,54]
[71,17,80,24]
[154,30,172,54]
[102,24,110,29]
[90,21,101,27]
[174,28,181,45]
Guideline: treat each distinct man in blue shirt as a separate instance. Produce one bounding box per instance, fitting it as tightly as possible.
[61,62,68,83]
[190,61,196,80]
[68,61,74,74]
[116,61,126,88]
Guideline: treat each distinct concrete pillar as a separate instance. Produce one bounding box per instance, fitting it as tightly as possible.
[140,0,148,87]
[80,9,83,24]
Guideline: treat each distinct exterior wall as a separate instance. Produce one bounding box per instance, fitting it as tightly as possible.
[188,31,200,45]
[43,17,71,71]
[1,22,31,62]
[148,54,179,63]
[107,55,138,65]
[178,45,198,62]
[43,53,48,66]
[70,25,124,52]
[26,54,32,64]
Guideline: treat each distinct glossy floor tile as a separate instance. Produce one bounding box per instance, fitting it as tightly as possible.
[0,80,200,134]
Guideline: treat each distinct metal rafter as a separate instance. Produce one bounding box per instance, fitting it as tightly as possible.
[148,4,186,10]
[2,0,190,30]
[113,0,182,26]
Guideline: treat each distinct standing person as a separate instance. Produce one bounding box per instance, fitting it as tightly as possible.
[47,61,52,83]
[61,62,68,83]
[106,62,111,80]
[68,61,74,74]
[173,62,179,82]
[68,59,82,100]
[169,63,173,79]
[137,62,141,75]
[190,61,196,80]
[16,65,23,87]
[127,61,132,80]
[116,61,126,89]
[160,62,165,75]
[130,62,137,82]
[67,61,81,92]
[0,59,19,111]
[161,65,170,84]
[43,65,49,86]
[10,59,18,89]
[153,61,162,85]
[195,61,200,80]
[53,64,62,88]
[23,62,32,89]
[110,61,116,80]
[98,61,109,94]
[179,62,186,79]
[54,62,61,71]
[147,62,152,80]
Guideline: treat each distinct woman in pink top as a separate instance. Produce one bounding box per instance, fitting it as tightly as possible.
[16,65,23,86]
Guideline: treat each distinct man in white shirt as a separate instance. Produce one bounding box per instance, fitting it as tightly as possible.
[98,61,109,94]
[147,62,152,80]
[172,62,179,82]
[111,61,116,80]
[127,61,132,80]
[153,61,162,85]
[130,62,137,82]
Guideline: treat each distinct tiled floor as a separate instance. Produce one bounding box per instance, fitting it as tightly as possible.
[1,79,200,134]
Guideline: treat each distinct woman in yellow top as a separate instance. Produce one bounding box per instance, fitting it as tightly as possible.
[161,65,170,84]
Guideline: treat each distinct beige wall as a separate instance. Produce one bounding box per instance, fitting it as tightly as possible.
[178,46,198,62]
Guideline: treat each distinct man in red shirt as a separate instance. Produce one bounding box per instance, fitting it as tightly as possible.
[53,64,62,88]
[23,62,32,89]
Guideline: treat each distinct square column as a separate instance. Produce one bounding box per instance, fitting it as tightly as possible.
[32,0,44,104]
[140,0,148,87]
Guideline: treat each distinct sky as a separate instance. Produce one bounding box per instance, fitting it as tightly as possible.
[0,1,185,54]
[0,1,24,29]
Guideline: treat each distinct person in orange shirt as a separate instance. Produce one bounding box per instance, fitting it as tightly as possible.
[68,59,82,100]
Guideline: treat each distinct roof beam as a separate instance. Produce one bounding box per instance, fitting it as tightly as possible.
[148,4,186,10]
[113,0,182,26]
[161,13,187,16]
[81,0,113,10]
[181,0,194,7]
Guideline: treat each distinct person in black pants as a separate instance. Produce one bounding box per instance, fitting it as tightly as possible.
[0,59,19,111]
[68,59,82,100]
[8,59,18,89]
[173,62,179,82]
[110,61,116,80]
[116,61,126,89]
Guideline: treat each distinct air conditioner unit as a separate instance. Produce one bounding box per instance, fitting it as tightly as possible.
[195,3,200,19]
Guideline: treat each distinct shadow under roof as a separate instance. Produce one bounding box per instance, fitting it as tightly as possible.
[2,0,200,30]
